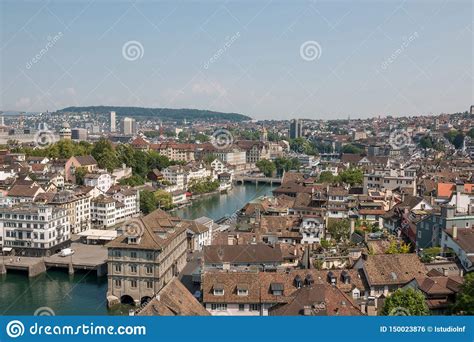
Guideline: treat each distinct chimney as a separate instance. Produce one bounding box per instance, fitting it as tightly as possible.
[452,226,457,240]
[350,218,355,235]
[455,182,463,211]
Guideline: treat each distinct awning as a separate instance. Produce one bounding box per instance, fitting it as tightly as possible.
[2,247,12,252]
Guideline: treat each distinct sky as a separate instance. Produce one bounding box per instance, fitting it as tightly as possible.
[0,0,472,120]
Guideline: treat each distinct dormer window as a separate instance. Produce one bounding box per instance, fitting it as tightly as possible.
[128,236,140,245]
[213,284,224,296]
[237,284,248,296]
[270,282,284,296]
[294,275,303,289]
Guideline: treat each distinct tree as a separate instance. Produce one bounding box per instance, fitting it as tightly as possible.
[154,189,173,210]
[341,144,363,154]
[139,190,157,214]
[274,157,300,176]
[319,171,335,183]
[74,166,87,185]
[468,128,474,139]
[188,178,220,194]
[91,138,119,171]
[452,273,474,315]
[327,219,350,242]
[381,288,429,316]
[256,159,276,177]
[119,175,145,186]
[386,239,411,254]
[337,168,363,186]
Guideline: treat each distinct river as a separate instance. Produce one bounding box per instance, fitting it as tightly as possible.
[0,184,275,315]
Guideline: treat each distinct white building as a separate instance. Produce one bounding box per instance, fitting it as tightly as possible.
[0,204,70,257]
[300,216,325,244]
[84,172,115,193]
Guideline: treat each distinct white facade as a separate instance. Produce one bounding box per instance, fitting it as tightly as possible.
[0,204,70,256]
[84,173,115,193]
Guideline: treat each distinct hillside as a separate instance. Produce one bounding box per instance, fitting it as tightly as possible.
[58,106,251,122]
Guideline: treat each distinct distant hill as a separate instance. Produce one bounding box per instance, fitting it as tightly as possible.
[58,106,251,122]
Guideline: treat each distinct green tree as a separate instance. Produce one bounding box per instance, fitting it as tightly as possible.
[154,189,173,210]
[341,144,363,154]
[337,168,363,186]
[452,273,474,315]
[119,175,145,186]
[74,166,87,185]
[256,159,276,177]
[381,288,429,316]
[91,138,119,171]
[139,190,157,214]
[327,219,351,242]
[468,128,474,139]
[386,239,411,254]
[147,150,170,170]
[319,171,335,183]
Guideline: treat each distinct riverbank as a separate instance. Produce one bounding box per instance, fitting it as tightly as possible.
[0,183,276,315]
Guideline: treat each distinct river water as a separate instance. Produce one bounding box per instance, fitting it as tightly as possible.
[0,184,275,315]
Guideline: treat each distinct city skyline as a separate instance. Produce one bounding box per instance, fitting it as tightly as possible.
[1,0,472,120]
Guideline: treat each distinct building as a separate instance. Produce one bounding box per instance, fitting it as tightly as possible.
[122,117,136,135]
[84,172,115,193]
[106,209,188,306]
[59,122,72,140]
[0,203,70,257]
[151,142,195,162]
[441,225,474,272]
[36,190,91,234]
[363,168,416,195]
[289,119,303,139]
[91,195,117,228]
[110,111,116,132]
[71,128,88,141]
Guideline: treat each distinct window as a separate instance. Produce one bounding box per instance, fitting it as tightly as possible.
[114,264,121,272]
[130,265,137,273]
[130,251,137,259]
[237,289,248,296]
[238,304,245,311]
[249,304,260,311]
[210,304,227,311]
[130,280,137,288]
[114,250,121,258]
[146,281,153,289]
[213,289,224,296]
[145,265,152,274]
[114,279,121,287]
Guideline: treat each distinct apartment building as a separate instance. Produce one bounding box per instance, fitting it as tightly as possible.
[0,203,70,257]
[84,172,115,193]
[151,142,195,162]
[363,168,416,195]
[36,189,91,234]
[106,209,187,306]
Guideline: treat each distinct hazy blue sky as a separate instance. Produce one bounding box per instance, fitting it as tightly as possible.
[1,0,472,120]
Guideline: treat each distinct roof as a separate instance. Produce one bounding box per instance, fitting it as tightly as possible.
[445,228,474,253]
[138,278,209,316]
[7,184,43,197]
[74,155,97,166]
[362,254,426,286]
[269,285,362,316]
[203,244,283,264]
[106,209,185,251]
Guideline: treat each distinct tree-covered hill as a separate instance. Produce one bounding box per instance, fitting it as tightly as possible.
[58,106,251,122]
